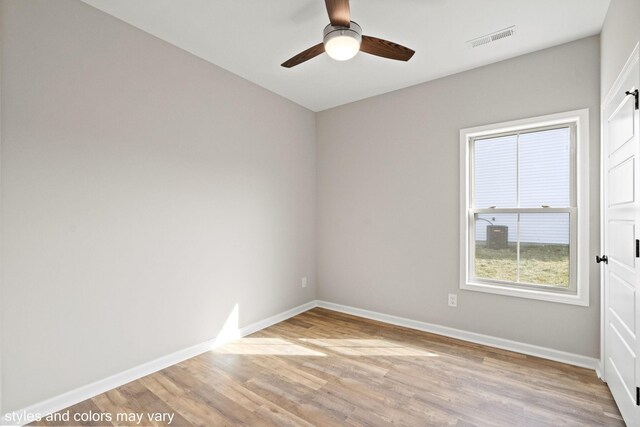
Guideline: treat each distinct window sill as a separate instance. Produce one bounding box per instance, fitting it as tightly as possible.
[461,281,589,306]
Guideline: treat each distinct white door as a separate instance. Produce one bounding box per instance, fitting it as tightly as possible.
[603,50,640,425]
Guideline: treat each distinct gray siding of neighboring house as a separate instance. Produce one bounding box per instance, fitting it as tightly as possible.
[474,127,570,245]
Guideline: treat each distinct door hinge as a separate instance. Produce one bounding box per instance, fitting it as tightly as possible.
[626,89,639,110]
[636,387,640,406]
[636,239,639,258]
[596,255,608,264]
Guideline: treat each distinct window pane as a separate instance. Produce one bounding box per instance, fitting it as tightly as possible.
[474,213,517,282]
[519,128,571,208]
[518,213,570,287]
[474,135,517,208]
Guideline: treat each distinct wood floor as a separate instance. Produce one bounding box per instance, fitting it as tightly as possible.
[34,308,623,426]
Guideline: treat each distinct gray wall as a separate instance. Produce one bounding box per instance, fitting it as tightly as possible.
[316,36,601,357]
[601,0,640,98]
[0,0,316,412]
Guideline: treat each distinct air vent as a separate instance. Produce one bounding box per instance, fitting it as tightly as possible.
[468,26,515,48]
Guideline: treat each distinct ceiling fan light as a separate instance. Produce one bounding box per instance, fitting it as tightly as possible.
[325,35,360,61]
[323,22,362,61]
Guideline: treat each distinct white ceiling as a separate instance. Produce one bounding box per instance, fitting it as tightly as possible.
[81,0,610,112]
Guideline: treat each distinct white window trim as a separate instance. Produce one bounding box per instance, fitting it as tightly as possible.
[459,109,590,306]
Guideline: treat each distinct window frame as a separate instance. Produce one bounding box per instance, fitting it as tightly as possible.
[459,109,590,306]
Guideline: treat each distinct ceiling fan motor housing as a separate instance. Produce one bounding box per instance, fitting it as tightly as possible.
[323,21,362,47]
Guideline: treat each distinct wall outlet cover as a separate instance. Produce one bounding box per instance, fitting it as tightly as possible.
[448,293,458,307]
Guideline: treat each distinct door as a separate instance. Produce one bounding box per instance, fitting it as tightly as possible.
[603,51,640,425]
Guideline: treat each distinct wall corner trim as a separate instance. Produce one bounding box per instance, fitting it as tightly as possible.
[316,300,600,371]
[2,300,318,425]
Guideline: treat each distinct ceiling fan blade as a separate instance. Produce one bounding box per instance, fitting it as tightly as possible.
[281,43,325,68]
[324,0,351,27]
[360,35,415,62]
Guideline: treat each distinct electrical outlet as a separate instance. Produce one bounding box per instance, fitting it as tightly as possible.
[301,277,308,288]
[448,293,457,307]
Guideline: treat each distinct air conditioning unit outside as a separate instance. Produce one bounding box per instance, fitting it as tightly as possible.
[486,225,508,249]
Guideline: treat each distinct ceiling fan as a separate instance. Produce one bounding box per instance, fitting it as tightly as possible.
[281,0,415,68]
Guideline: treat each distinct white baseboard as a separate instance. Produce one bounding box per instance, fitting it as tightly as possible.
[316,300,600,371]
[3,300,317,425]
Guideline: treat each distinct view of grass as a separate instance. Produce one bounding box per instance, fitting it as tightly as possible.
[475,243,569,287]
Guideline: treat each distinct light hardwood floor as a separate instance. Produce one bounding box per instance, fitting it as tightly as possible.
[34,308,623,426]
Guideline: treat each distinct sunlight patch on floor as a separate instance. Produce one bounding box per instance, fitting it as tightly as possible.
[213,337,327,356]
[299,338,439,357]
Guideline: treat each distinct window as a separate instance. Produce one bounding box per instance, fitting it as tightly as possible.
[460,110,589,306]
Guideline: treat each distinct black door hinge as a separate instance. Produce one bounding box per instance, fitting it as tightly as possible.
[596,255,608,264]
[636,239,639,258]
[636,387,639,406]
[626,89,639,110]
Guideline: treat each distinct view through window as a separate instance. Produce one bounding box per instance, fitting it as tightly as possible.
[471,126,574,289]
